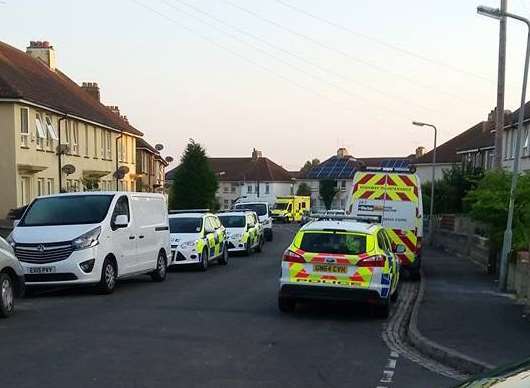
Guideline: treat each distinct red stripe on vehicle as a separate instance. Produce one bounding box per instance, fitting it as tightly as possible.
[400,175,415,187]
[360,190,374,199]
[386,176,397,186]
[358,174,375,185]
[397,192,411,202]
[397,253,411,265]
[375,176,387,185]
[399,234,417,253]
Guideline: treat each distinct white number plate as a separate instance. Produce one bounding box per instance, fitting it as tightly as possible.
[26,266,56,274]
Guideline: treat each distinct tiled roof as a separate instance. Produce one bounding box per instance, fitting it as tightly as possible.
[166,157,293,182]
[414,121,494,164]
[0,41,142,136]
[136,137,159,154]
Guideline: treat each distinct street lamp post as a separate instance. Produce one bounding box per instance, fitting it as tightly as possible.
[478,5,530,291]
[413,121,437,245]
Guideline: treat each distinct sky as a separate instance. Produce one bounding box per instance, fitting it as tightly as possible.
[2,0,530,170]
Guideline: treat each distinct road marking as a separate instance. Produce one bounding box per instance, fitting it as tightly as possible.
[386,358,397,369]
[375,351,399,387]
[380,370,394,383]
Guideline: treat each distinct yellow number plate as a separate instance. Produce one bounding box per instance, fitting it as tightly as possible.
[313,264,347,274]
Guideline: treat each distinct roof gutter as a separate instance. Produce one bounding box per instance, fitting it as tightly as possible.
[0,98,142,138]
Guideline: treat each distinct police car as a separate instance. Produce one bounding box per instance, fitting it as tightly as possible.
[218,211,264,255]
[168,210,228,271]
[278,215,403,318]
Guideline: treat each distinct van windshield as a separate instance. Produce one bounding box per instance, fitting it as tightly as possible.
[20,195,114,226]
[169,218,203,233]
[300,232,366,255]
[274,203,289,210]
[234,203,267,216]
[219,215,246,228]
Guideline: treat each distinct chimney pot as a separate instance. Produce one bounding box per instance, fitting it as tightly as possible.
[26,40,56,71]
[81,81,101,102]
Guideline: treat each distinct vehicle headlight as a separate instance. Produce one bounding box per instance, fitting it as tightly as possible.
[72,227,101,251]
[181,240,197,248]
[6,233,15,248]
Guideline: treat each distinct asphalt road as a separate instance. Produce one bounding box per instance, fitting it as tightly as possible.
[1,225,454,388]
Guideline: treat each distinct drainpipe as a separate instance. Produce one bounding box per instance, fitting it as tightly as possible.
[57,115,68,192]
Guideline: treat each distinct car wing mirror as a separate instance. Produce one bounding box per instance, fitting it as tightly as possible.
[114,214,129,228]
[13,219,20,227]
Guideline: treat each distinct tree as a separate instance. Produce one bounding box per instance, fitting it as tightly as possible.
[82,177,100,191]
[296,182,311,196]
[465,170,530,252]
[319,179,338,210]
[300,159,320,176]
[169,140,218,210]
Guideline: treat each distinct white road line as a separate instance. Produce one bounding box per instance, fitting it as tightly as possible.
[386,359,397,369]
[380,370,394,383]
[390,351,399,359]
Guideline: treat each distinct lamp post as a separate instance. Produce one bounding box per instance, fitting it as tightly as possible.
[478,5,530,291]
[413,121,437,245]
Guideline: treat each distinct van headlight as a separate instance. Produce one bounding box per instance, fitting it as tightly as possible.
[72,227,101,250]
[180,240,197,249]
[6,234,15,248]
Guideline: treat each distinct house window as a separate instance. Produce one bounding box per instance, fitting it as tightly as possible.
[511,129,516,159]
[35,113,46,149]
[37,178,45,196]
[106,131,112,159]
[18,176,31,206]
[72,121,79,155]
[224,199,229,209]
[20,108,29,147]
[223,185,229,193]
[523,128,529,157]
[45,116,58,150]
[231,183,237,193]
[247,185,253,194]
[84,124,89,156]
[47,178,54,195]
[265,183,270,194]
[504,131,510,159]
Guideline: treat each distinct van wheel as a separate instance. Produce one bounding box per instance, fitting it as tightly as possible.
[278,296,296,313]
[151,252,167,282]
[0,273,15,318]
[256,237,264,253]
[218,245,229,265]
[97,258,117,295]
[199,249,209,272]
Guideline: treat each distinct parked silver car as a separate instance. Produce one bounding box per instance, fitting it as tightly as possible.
[0,236,25,317]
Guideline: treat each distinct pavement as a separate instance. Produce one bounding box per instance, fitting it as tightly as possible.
[0,224,454,388]
[416,248,530,369]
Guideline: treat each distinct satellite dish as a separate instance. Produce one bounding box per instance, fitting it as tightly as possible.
[113,171,125,179]
[165,156,174,163]
[155,144,164,151]
[62,164,76,175]
[118,165,129,174]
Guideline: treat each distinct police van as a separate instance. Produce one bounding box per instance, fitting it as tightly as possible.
[349,167,423,279]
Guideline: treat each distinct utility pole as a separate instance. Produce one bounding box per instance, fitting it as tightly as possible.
[494,0,507,168]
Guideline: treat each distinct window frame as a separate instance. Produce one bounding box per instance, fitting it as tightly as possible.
[20,107,29,147]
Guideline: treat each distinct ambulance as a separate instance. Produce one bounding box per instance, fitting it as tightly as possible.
[271,196,310,223]
[349,167,423,279]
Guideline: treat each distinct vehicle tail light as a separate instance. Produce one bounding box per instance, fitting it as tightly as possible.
[357,255,386,267]
[416,237,422,254]
[283,249,305,263]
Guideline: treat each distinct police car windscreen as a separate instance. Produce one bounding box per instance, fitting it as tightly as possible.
[300,232,366,255]
[235,203,267,216]
[219,215,246,228]
[169,218,203,233]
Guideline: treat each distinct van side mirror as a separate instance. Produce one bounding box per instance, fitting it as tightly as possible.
[13,219,20,228]
[204,226,214,234]
[393,244,406,254]
[114,214,129,228]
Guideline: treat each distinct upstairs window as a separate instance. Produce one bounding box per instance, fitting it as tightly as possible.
[20,108,29,147]
[72,122,79,155]
[35,113,47,149]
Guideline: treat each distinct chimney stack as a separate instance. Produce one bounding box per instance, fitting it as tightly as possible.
[415,146,425,158]
[81,82,100,102]
[26,41,56,71]
[251,148,263,160]
[107,105,121,116]
[337,147,350,158]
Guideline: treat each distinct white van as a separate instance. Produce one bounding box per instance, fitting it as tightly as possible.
[232,201,273,241]
[7,192,171,293]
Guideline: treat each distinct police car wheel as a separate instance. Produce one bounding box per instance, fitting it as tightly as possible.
[265,229,273,241]
[409,269,421,281]
[218,245,229,265]
[199,249,209,272]
[244,241,252,256]
[256,237,264,253]
[390,286,399,302]
[278,296,296,313]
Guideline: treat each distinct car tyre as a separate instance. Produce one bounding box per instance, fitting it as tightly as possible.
[244,240,252,256]
[97,258,117,295]
[218,245,229,265]
[151,251,167,282]
[199,249,209,272]
[373,299,391,319]
[266,229,273,242]
[278,296,296,313]
[409,269,421,281]
[0,273,15,318]
[390,286,399,302]
[256,237,264,253]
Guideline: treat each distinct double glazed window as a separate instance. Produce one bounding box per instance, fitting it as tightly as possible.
[20,108,29,147]
[35,113,46,149]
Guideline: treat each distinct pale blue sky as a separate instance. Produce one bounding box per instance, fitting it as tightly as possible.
[2,0,530,169]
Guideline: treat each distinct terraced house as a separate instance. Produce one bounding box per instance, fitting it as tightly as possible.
[135,137,169,192]
[0,40,143,220]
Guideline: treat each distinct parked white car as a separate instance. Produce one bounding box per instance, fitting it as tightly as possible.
[7,192,171,294]
[0,236,25,317]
